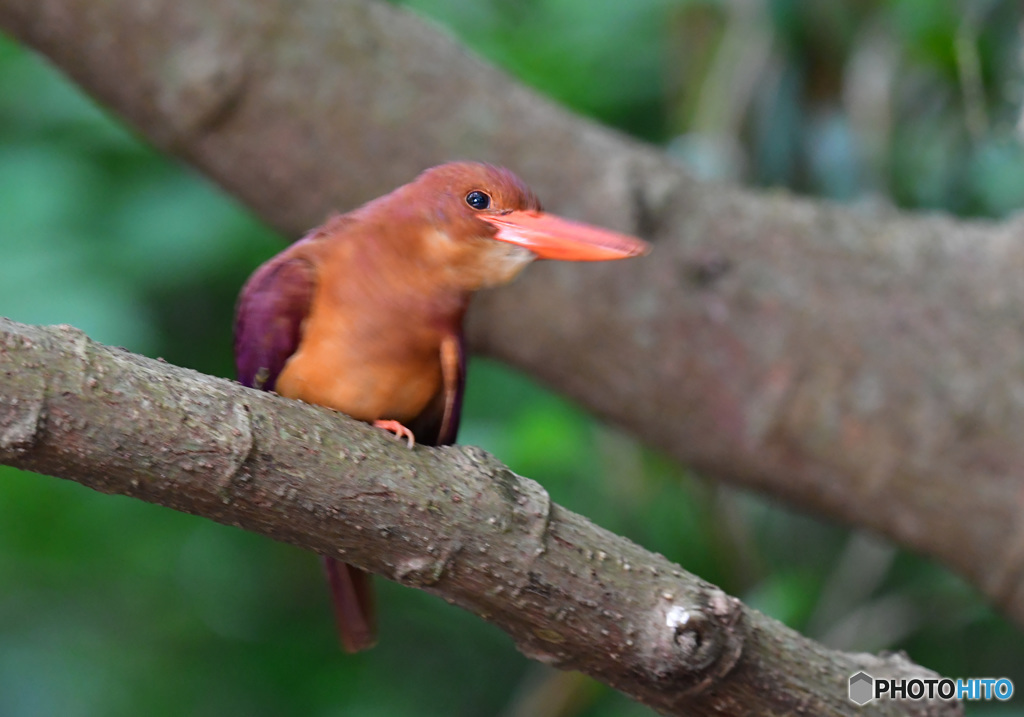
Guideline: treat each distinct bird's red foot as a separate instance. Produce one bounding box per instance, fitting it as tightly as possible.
[373,420,415,449]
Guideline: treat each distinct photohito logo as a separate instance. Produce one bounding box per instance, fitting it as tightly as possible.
[848,672,1013,705]
[849,672,873,705]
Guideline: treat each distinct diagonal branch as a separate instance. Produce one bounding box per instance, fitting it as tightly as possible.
[2,0,1024,629]
[0,317,958,716]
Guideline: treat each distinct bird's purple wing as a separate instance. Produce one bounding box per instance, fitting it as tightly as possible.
[235,253,380,653]
[405,333,465,447]
[234,255,373,651]
[437,332,466,447]
[234,257,316,391]
[233,251,464,651]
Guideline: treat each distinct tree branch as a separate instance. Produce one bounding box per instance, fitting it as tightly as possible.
[2,0,1023,631]
[0,317,958,716]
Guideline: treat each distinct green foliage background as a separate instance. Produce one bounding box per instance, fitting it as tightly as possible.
[1,0,1023,714]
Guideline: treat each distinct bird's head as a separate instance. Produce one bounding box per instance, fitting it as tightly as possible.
[391,162,650,290]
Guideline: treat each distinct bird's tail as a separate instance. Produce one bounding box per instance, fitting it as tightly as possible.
[323,557,377,653]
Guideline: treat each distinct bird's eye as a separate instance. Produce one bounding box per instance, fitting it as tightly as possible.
[465,190,491,210]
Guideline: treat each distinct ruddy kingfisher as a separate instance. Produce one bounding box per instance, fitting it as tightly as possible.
[234,162,649,652]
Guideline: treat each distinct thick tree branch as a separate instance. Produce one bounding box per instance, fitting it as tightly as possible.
[0,317,958,716]
[2,0,1024,629]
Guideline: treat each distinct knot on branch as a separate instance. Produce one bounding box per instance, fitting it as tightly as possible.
[0,324,47,459]
[453,445,553,550]
[156,30,250,145]
[627,152,686,240]
[645,587,744,696]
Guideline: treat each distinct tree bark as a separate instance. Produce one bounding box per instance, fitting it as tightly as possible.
[0,317,960,717]
[1,0,1023,635]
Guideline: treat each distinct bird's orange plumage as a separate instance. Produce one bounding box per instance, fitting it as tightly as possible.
[234,162,649,652]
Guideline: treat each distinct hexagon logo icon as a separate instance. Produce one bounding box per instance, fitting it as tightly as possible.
[849,672,874,705]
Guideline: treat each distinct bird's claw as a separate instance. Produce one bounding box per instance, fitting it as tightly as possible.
[373,420,415,449]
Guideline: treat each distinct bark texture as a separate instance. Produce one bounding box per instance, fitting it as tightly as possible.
[1,0,1023,635]
[0,317,959,717]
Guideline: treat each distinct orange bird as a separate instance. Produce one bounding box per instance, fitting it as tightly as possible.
[234,162,649,652]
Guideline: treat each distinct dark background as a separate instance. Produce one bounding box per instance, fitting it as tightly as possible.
[1,0,1022,714]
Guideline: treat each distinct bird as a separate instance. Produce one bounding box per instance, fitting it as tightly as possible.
[233,161,649,652]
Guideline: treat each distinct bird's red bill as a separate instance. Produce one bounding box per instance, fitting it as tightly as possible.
[482,211,650,261]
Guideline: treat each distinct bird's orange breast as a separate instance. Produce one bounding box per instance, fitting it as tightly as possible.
[273,251,447,424]
[275,337,443,424]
